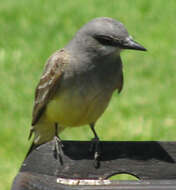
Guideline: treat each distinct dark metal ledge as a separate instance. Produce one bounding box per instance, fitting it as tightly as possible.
[11,141,176,190]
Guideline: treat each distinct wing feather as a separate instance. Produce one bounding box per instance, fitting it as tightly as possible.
[31,49,69,126]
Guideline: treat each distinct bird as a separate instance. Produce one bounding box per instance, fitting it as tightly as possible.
[27,17,146,164]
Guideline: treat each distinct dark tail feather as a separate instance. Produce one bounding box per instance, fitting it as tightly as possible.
[25,127,38,159]
[25,141,39,159]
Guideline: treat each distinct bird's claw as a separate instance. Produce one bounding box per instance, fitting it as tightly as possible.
[90,137,101,168]
[52,136,64,164]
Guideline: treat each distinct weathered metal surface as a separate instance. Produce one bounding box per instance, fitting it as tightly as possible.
[11,140,176,190]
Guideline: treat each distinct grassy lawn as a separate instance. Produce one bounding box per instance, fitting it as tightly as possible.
[0,0,176,189]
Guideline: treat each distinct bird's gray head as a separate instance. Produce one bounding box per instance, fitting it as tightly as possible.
[66,17,146,58]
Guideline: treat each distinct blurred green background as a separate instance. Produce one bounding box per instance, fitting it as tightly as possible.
[0,0,176,189]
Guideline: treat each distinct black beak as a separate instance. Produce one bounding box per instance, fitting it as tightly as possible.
[121,37,147,51]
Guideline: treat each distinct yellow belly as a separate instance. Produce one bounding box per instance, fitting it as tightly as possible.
[45,88,112,127]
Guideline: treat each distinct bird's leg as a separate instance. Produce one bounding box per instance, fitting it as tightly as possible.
[89,123,101,168]
[52,123,64,163]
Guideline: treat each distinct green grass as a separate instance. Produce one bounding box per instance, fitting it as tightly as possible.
[0,0,176,189]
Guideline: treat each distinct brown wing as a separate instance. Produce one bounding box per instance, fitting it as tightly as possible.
[31,49,69,126]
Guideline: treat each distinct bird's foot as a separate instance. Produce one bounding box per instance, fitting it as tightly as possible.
[52,136,64,164]
[90,137,101,168]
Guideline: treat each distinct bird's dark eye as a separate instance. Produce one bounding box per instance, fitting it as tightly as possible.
[94,35,117,46]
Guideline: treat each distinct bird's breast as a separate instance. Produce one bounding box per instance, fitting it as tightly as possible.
[45,58,121,127]
[45,77,113,127]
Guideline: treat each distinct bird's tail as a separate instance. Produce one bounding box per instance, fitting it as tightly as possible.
[25,122,55,159]
[25,141,40,159]
[25,127,40,159]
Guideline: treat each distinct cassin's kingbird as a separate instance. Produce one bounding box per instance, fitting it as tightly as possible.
[27,17,146,162]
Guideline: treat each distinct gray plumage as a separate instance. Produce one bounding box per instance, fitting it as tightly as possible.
[27,17,146,157]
